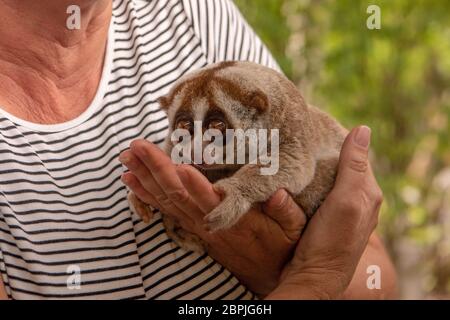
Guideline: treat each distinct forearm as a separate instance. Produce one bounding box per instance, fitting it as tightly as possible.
[341,233,397,299]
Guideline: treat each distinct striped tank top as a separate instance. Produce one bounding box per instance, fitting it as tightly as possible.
[0,0,278,299]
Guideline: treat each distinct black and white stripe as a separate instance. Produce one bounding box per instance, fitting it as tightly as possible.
[0,0,278,299]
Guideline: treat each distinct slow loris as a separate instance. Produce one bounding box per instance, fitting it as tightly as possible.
[128,61,346,253]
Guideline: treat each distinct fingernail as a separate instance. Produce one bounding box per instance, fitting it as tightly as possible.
[119,153,130,164]
[353,126,371,149]
[121,174,130,185]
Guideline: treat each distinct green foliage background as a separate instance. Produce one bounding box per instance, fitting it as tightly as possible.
[235,0,450,298]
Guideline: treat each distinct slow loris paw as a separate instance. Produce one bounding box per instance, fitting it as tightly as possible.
[128,192,154,223]
[163,215,206,254]
[205,179,252,232]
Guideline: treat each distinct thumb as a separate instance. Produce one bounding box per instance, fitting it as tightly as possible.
[263,189,307,242]
[335,125,371,188]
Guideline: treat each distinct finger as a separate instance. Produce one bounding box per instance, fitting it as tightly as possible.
[119,150,165,198]
[328,125,382,228]
[263,189,307,242]
[121,172,161,210]
[121,151,187,222]
[176,165,221,214]
[335,125,382,207]
[130,140,186,200]
[335,125,371,189]
[119,150,162,192]
[130,140,201,223]
[119,150,174,209]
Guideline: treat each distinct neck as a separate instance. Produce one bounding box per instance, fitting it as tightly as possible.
[0,0,112,124]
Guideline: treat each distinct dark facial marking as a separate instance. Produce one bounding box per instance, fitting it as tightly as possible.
[204,108,229,134]
[212,77,269,113]
[158,61,238,109]
[173,111,194,134]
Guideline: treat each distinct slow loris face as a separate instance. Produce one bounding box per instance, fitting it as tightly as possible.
[159,61,275,178]
[171,105,234,171]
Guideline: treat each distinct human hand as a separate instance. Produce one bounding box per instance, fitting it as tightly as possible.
[0,275,7,300]
[267,126,384,299]
[119,140,307,296]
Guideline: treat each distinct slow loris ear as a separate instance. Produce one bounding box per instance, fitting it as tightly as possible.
[247,91,269,113]
[157,95,170,111]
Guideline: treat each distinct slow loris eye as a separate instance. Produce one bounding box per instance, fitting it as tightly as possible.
[176,119,193,132]
[207,119,226,132]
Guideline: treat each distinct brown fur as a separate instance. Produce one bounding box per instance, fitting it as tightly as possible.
[129,61,346,253]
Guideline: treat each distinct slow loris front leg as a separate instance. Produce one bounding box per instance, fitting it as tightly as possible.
[205,143,317,231]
